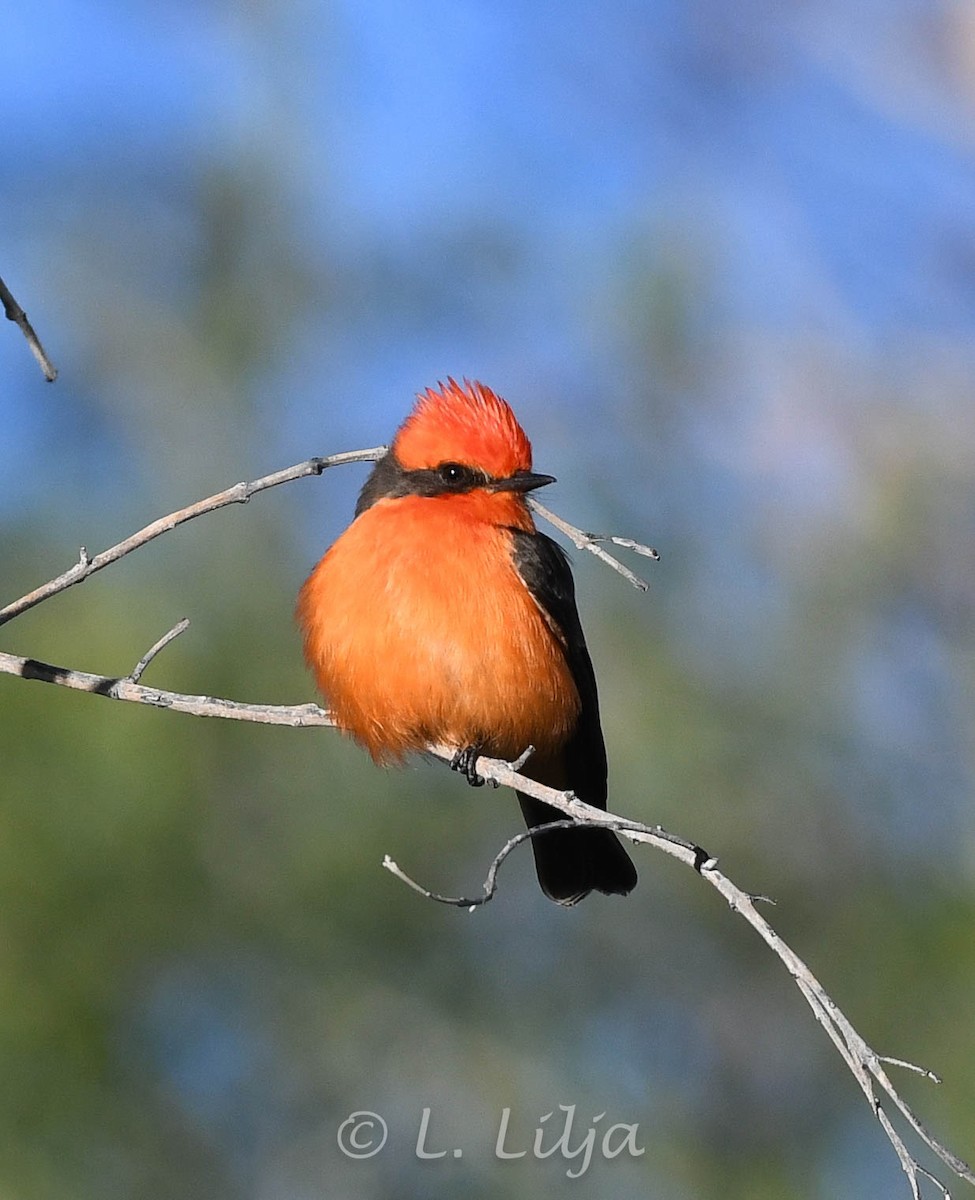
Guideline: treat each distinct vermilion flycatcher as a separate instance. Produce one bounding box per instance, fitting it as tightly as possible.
[297,379,636,904]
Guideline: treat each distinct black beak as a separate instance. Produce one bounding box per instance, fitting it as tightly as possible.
[489,470,556,494]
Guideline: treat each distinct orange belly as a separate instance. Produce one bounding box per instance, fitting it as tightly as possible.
[297,497,580,762]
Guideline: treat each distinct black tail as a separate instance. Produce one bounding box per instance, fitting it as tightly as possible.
[517,793,637,906]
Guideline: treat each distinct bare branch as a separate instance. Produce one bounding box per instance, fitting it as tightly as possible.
[0,274,58,382]
[529,498,657,591]
[0,649,335,727]
[0,447,387,627]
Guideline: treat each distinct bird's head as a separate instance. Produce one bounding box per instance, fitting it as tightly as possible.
[395,378,534,478]
[355,379,555,517]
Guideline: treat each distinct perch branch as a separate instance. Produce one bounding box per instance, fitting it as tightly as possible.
[0,647,334,727]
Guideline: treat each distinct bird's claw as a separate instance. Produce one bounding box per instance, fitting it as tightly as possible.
[450,744,488,787]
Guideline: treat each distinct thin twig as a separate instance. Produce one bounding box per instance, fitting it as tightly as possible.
[0,447,387,628]
[383,818,582,909]
[0,274,58,382]
[508,744,535,772]
[880,1056,943,1085]
[128,618,190,684]
[529,498,657,591]
[606,535,660,559]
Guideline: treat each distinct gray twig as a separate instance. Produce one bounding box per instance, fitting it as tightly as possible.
[529,498,658,591]
[383,819,581,909]
[0,274,58,381]
[128,618,191,684]
[0,447,388,627]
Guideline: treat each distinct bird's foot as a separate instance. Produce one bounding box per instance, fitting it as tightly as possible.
[450,744,490,787]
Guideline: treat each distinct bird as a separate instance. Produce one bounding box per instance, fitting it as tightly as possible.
[296,378,636,904]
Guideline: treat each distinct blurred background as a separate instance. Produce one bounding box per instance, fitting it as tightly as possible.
[2,1,974,1197]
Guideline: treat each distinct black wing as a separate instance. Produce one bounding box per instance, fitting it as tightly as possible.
[508,528,636,903]
[509,528,608,807]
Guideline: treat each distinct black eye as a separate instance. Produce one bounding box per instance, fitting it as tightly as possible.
[438,462,471,486]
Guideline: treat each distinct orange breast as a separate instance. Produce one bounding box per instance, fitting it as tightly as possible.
[296,495,581,762]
